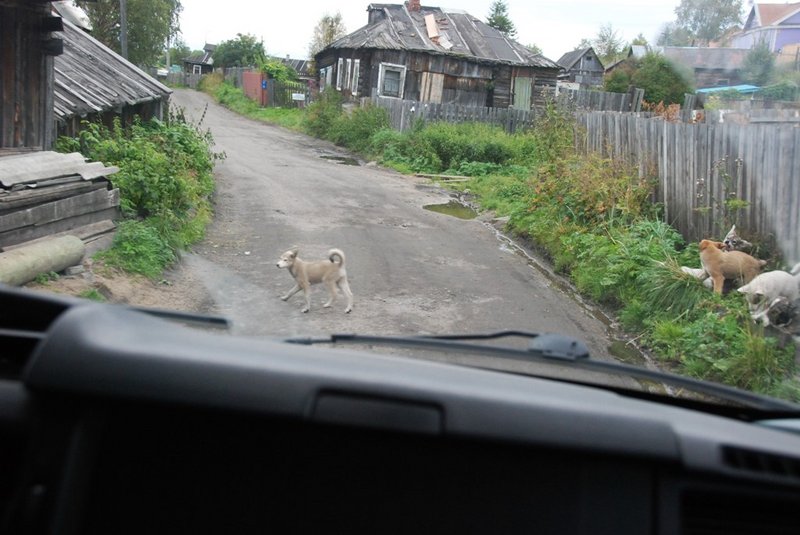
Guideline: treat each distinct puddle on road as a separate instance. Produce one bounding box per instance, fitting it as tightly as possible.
[423,200,478,219]
[320,155,361,166]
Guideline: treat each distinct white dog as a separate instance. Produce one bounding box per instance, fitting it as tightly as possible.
[277,247,353,313]
[737,263,800,326]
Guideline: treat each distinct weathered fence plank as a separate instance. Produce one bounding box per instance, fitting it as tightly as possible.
[577,111,800,263]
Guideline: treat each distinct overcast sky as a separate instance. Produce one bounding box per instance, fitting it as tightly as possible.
[178,0,683,62]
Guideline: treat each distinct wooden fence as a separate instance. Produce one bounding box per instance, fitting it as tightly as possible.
[556,87,644,113]
[365,97,538,133]
[578,111,800,264]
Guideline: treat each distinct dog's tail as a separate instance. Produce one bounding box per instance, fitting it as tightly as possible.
[328,248,346,266]
[791,262,800,277]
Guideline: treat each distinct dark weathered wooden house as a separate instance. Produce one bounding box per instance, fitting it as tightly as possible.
[183,44,216,75]
[314,1,561,110]
[557,47,605,88]
[1,0,62,152]
[55,19,172,138]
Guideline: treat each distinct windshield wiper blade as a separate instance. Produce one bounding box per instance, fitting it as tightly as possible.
[285,331,798,412]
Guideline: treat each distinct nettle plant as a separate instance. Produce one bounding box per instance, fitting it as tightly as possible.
[694,156,749,232]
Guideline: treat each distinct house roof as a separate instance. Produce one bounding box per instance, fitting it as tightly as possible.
[281,58,312,77]
[557,47,600,70]
[184,44,215,66]
[656,46,749,71]
[754,2,800,27]
[322,3,560,69]
[54,19,171,122]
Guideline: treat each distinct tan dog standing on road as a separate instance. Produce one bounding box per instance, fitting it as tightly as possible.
[699,239,765,294]
[277,247,353,313]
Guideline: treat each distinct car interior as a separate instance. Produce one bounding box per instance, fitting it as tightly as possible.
[2,285,800,534]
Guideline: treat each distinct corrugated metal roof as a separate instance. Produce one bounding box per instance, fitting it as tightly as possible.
[324,4,560,69]
[0,152,118,189]
[54,19,171,122]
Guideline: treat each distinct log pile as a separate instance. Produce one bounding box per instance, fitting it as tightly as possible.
[0,152,120,250]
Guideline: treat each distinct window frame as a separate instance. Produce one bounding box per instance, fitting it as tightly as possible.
[378,62,406,99]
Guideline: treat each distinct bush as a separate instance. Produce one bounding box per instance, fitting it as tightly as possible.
[302,87,343,138]
[328,104,390,153]
[56,112,221,277]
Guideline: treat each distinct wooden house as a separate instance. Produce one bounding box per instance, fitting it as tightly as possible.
[314,1,561,110]
[659,47,748,89]
[183,44,216,75]
[557,47,605,88]
[732,2,800,53]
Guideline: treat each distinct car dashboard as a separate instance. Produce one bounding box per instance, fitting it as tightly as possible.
[1,286,800,534]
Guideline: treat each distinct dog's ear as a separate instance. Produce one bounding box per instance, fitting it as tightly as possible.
[289,246,299,256]
[714,241,725,250]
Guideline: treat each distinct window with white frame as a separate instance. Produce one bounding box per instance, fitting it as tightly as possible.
[336,58,344,90]
[351,59,360,95]
[378,63,406,98]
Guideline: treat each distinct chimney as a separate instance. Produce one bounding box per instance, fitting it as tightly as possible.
[407,0,421,12]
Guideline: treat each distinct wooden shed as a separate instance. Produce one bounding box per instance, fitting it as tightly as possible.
[1,0,61,152]
[315,2,561,110]
[557,47,605,89]
[55,18,172,139]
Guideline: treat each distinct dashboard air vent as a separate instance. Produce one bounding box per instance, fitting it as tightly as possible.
[0,287,71,379]
[722,445,800,485]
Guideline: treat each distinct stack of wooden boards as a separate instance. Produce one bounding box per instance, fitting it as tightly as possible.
[0,152,120,250]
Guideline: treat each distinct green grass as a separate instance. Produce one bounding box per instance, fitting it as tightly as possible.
[79,288,106,302]
[203,75,304,131]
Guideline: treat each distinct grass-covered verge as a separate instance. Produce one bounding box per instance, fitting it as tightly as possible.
[56,113,223,278]
[200,73,305,131]
[298,93,799,401]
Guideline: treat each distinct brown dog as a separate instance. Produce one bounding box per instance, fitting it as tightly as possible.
[698,239,765,294]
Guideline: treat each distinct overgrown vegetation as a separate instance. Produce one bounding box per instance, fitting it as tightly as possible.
[201,74,305,131]
[297,92,798,400]
[56,111,222,277]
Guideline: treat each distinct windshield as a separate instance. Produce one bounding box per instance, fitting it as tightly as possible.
[3,0,799,409]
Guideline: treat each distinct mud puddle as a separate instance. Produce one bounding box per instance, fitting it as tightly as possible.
[320,155,360,166]
[423,200,478,219]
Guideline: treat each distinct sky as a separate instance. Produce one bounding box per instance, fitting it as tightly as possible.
[177,0,683,62]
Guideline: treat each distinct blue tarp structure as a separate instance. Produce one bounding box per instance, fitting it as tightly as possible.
[696,85,760,94]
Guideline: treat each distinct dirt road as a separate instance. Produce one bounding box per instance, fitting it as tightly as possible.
[170,89,641,383]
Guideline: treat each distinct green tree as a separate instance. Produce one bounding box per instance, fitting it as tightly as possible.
[259,58,298,83]
[308,12,347,59]
[77,0,181,67]
[604,59,638,93]
[741,42,775,86]
[674,0,743,45]
[631,53,693,105]
[631,33,649,46]
[213,34,266,68]
[656,22,693,46]
[526,43,543,55]
[486,0,517,38]
[592,23,624,65]
[166,39,191,66]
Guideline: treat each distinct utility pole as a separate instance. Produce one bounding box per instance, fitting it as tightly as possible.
[120,0,128,59]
